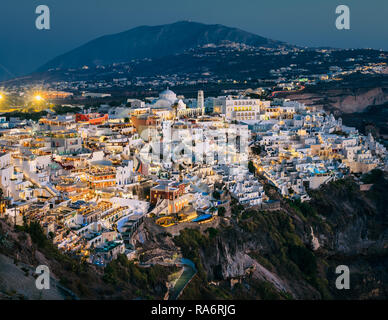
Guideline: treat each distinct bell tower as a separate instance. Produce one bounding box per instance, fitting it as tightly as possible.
[197,90,204,115]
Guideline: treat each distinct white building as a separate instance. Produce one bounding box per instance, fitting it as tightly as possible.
[221,96,270,121]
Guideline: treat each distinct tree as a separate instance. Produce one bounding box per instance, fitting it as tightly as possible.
[288,245,317,278]
[251,146,262,155]
[0,189,3,214]
[212,191,220,200]
[362,169,383,184]
[218,206,226,217]
[109,101,121,107]
[248,161,256,174]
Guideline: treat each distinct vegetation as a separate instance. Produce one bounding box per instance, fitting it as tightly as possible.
[287,199,318,220]
[108,101,122,107]
[212,190,220,200]
[248,160,256,174]
[103,254,175,299]
[4,110,48,121]
[218,206,226,217]
[332,130,349,137]
[1,220,176,299]
[251,145,262,155]
[2,170,387,300]
[173,229,207,280]
[361,169,384,184]
[52,105,82,115]
[173,173,388,300]
[287,245,317,278]
[206,227,219,239]
[20,222,85,273]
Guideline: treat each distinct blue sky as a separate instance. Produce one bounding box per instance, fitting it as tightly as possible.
[0,0,387,80]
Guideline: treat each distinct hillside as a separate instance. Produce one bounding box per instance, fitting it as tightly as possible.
[0,171,387,300]
[38,21,284,71]
[136,171,388,300]
[0,220,178,300]
[279,74,388,114]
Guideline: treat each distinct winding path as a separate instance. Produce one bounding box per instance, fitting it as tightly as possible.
[168,258,197,300]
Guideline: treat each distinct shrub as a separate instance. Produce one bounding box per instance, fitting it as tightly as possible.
[218,206,226,217]
[288,245,317,278]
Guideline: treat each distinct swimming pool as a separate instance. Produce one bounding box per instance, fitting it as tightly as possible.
[192,214,212,222]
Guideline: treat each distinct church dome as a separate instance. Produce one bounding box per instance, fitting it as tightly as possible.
[151,99,173,109]
[159,88,177,103]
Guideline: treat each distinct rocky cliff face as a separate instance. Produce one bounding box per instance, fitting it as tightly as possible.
[154,173,388,300]
[196,232,322,299]
[283,87,388,114]
[331,87,388,113]
[1,173,386,300]
[0,220,174,300]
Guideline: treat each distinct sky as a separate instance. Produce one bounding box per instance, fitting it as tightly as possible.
[0,0,387,81]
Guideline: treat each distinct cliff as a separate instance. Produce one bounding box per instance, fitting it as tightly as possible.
[1,171,387,300]
[283,87,388,114]
[0,220,176,300]
[151,172,388,300]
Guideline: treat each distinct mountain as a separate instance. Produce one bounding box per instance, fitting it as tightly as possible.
[38,21,285,71]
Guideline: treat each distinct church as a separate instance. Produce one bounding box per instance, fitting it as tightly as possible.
[149,88,205,119]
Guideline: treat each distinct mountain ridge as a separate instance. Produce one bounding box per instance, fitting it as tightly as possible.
[38,21,286,71]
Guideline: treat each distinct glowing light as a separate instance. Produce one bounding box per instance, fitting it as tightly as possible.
[0,94,3,100]
[35,95,43,101]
